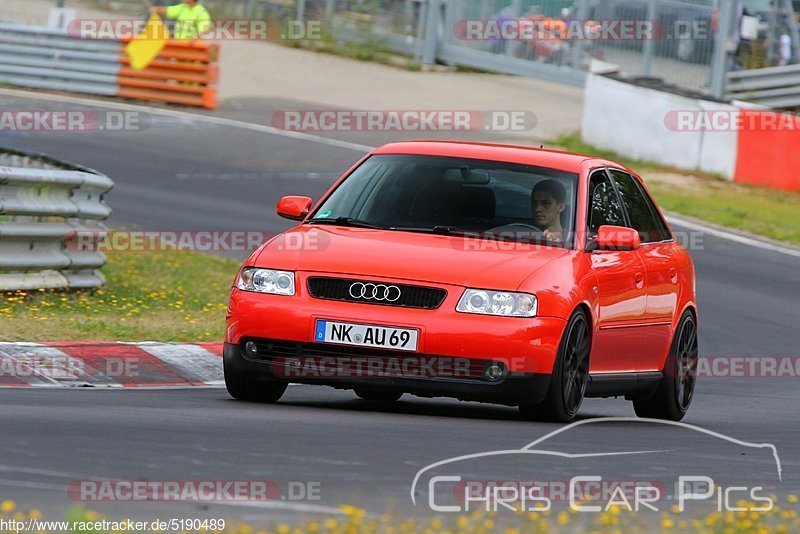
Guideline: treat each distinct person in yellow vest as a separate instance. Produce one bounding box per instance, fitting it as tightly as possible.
[150,0,211,40]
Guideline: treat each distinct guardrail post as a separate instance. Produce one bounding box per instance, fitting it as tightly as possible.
[244,0,256,18]
[505,0,522,60]
[641,0,657,76]
[710,0,736,99]
[421,0,441,65]
[570,0,589,70]
[414,0,428,64]
[325,0,335,26]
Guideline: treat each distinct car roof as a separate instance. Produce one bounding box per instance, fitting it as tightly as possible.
[371,140,617,174]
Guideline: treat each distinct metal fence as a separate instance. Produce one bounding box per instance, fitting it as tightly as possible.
[6,0,799,105]
[0,149,113,291]
[295,0,724,92]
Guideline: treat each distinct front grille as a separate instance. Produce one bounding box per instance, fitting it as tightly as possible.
[307,277,447,309]
[245,339,491,381]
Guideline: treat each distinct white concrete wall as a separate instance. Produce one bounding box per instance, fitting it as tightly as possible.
[582,74,737,180]
[696,100,738,179]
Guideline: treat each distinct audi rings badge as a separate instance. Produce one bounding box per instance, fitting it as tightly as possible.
[349,282,402,302]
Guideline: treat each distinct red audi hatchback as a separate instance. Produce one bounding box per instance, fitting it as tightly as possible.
[225,141,698,422]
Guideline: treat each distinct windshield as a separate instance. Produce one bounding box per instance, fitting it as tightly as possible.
[307,154,578,248]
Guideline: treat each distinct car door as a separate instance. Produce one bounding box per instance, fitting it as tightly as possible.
[586,169,649,374]
[608,169,677,371]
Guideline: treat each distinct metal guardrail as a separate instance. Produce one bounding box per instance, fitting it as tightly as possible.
[0,149,113,291]
[0,21,122,97]
[726,64,800,109]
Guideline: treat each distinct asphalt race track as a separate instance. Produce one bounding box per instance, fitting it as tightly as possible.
[1,91,799,524]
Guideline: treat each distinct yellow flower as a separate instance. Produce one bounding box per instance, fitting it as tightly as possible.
[276,524,289,534]
[28,509,42,520]
[789,494,799,504]
[557,511,569,525]
[662,518,674,528]
[324,519,337,530]
[1,500,15,513]
[339,505,356,516]
[457,516,469,529]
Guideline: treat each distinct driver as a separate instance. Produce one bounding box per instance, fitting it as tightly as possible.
[531,179,567,242]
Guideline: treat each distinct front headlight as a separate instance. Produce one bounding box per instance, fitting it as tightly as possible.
[456,289,537,317]
[237,268,295,296]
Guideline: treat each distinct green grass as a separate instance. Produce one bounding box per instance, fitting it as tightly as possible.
[553,133,800,245]
[0,250,238,342]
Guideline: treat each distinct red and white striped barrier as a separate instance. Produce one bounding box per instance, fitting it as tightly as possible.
[0,342,223,387]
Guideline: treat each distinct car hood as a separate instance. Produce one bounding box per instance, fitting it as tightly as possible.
[253,226,569,290]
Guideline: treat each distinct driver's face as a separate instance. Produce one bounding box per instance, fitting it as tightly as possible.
[532,191,566,229]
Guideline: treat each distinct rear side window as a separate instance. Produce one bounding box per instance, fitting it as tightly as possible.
[609,170,671,243]
[587,170,626,237]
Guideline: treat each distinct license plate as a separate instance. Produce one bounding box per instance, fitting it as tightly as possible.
[314,320,419,352]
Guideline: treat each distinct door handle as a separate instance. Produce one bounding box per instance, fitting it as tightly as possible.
[635,272,644,289]
[670,268,678,284]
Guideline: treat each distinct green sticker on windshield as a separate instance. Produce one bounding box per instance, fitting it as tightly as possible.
[318,209,332,218]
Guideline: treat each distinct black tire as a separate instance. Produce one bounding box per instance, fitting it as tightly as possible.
[519,309,590,423]
[633,311,698,421]
[354,388,403,402]
[224,361,287,403]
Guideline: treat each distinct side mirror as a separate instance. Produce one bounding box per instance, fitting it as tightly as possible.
[594,225,641,251]
[277,196,312,221]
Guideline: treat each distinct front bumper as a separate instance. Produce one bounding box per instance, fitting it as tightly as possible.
[224,342,552,406]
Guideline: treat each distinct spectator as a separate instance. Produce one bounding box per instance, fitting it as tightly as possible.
[150,0,211,40]
[779,26,792,65]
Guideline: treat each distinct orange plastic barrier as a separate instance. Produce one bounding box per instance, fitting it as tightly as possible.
[734,109,800,192]
[118,40,219,110]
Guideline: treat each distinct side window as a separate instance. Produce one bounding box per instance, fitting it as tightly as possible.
[609,170,671,243]
[587,170,626,237]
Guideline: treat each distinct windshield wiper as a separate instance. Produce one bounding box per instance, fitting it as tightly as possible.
[307,217,387,229]
[390,225,467,236]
